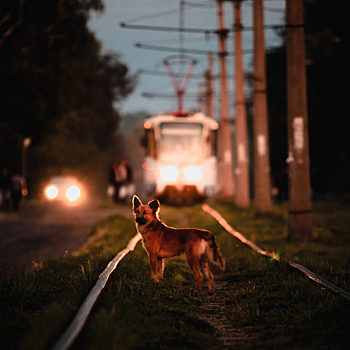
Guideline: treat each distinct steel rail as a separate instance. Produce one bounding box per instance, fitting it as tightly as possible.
[52,232,142,350]
[202,204,350,301]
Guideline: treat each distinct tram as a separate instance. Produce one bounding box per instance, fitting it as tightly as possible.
[142,112,219,204]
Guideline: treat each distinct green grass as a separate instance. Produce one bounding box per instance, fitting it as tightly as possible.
[0,201,349,349]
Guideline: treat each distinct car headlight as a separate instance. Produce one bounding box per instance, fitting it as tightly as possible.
[183,166,203,182]
[46,185,58,199]
[159,165,179,182]
[65,185,81,202]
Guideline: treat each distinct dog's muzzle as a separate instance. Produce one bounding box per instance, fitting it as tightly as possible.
[136,217,147,225]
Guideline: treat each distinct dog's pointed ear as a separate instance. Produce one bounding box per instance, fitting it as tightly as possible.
[148,199,160,213]
[133,195,142,209]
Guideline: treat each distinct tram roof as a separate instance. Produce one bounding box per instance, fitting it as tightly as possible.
[144,112,218,129]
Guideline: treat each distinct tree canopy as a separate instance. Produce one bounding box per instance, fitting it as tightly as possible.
[0,0,135,195]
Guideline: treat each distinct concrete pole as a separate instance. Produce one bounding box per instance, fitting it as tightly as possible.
[233,0,250,207]
[216,0,235,197]
[253,0,272,216]
[197,82,206,113]
[286,0,312,239]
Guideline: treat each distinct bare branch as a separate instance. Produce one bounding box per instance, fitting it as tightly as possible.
[0,0,26,47]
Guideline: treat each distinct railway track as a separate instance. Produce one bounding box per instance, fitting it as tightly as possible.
[52,204,350,350]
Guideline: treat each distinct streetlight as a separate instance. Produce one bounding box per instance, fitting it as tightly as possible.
[22,137,31,196]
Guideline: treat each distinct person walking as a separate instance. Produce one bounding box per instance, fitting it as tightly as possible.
[108,158,134,203]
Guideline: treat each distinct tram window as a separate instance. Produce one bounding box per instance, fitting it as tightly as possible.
[159,123,203,160]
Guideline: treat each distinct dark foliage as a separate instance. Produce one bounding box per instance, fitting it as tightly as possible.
[0,0,135,195]
[266,0,350,196]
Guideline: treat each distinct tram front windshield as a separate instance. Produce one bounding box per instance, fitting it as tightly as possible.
[159,122,203,162]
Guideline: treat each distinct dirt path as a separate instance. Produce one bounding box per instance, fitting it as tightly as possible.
[196,280,255,349]
[166,208,253,348]
[0,201,132,276]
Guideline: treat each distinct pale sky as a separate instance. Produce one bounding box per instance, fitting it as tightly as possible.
[88,0,286,117]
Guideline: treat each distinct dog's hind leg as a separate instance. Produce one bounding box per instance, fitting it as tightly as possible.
[200,253,214,294]
[186,255,203,292]
[156,257,164,280]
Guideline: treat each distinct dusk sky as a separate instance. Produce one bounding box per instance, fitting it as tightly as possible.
[88,0,286,117]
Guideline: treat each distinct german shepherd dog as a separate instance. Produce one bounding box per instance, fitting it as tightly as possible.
[132,195,225,294]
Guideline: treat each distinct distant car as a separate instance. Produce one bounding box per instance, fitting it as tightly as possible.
[44,176,84,204]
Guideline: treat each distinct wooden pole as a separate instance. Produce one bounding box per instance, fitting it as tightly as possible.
[253,0,272,216]
[216,0,235,197]
[233,0,250,207]
[286,0,312,239]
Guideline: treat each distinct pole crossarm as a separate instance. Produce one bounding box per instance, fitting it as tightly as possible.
[135,43,221,56]
[137,69,205,79]
[120,22,284,34]
[138,69,236,81]
[141,92,201,99]
[135,42,253,56]
[120,22,214,34]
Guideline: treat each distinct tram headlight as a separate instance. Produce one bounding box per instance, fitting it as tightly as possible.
[65,185,81,202]
[159,165,179,182]
[183,166,203,182]
[45,185,58,199]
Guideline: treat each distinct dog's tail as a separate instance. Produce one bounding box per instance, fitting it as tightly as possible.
[197,230,225,270]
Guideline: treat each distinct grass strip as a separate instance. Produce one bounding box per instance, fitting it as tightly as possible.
[0,201,349,349]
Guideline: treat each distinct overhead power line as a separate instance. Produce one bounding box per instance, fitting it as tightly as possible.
[124,0,215,24]
[125,8,180,24]
[243,1,285,14]
[184,1,215,9]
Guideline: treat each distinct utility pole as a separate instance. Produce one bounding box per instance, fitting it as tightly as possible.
[286,0,312,239]
[253,0,272,216]
[197,82,206,112]
[22,137,31,186]
[205,51,214,118]
[233,0,250,207]
[216,0,235,197]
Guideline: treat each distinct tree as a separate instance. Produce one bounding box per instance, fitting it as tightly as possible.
[266,0,350,197]
[304,0,350,195]
[0,0,135,196]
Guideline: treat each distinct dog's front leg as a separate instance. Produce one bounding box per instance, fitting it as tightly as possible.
[149,255,161,282]
[156,257,164,280]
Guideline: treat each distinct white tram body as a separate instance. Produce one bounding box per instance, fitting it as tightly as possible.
[142,112,218,203]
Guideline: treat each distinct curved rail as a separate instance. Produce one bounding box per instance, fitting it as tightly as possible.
[52,232,142,350]
[202,204,350,301]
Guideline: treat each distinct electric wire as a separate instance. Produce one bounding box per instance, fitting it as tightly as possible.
[123,0,213,24]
